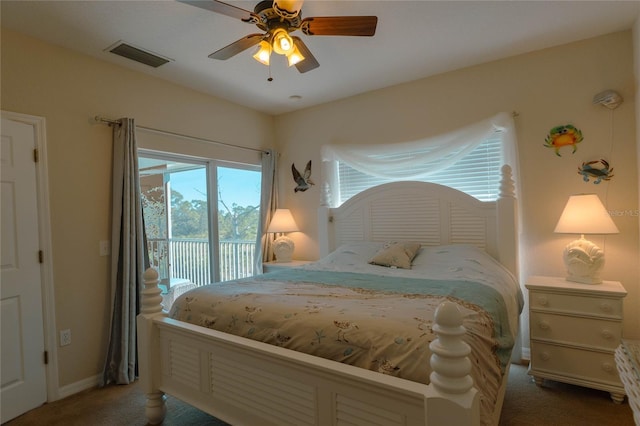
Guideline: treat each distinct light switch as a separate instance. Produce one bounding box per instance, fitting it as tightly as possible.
[99,240,110,256]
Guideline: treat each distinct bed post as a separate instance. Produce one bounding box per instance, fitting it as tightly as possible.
[137,267,166,425]
[426,301,480,425]
[318,205,331,258]
[497,165,518,278]
[497,164,523,363]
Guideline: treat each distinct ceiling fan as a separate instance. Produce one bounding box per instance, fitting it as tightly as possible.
[178,0,378,73]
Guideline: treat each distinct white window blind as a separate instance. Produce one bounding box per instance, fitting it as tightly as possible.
[337,133,503,204]
[321,112,518,207]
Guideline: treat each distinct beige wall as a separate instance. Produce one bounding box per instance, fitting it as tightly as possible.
[2,26,638,392]
[275,31,640,344]
[1,29,274,389]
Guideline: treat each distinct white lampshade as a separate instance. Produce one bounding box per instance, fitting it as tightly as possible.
[267,209,299,233]
[554,194,618,284]
[554,194,619,235]
[267,209,299,263]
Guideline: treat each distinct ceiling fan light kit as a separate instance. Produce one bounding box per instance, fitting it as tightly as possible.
[272,28,293,54]
[251,27,305,67]
[180,0,377,74]
[252,40,272,65]
[286,44,305,66]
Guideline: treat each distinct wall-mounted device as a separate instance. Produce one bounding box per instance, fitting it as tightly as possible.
[593,89,623,110]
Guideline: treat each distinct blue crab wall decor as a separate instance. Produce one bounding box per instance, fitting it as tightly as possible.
[578,159,614,184]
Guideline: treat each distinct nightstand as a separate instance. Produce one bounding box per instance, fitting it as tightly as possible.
[263,260,310,273]
[526,275,627,403]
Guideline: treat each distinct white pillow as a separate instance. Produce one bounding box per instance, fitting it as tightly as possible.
[316,242,385,266]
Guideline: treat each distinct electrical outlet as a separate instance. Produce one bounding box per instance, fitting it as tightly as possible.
[60,329,71,346]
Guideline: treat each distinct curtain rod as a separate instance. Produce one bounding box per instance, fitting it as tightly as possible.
[93,116,268,154]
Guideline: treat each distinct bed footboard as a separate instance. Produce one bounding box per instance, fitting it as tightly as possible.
[137,268,480,425]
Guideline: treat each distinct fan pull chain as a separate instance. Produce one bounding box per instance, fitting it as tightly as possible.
[267,62,273,82]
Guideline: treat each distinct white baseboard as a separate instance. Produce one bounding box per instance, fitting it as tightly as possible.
[57,374,101,400]
[521,347,531,362]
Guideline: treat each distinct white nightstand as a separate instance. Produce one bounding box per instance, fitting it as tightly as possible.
[526,275,627,403]
[263,260,311,273]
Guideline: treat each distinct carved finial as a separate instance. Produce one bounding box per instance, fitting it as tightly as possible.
[429,301,474,394]
[144,267,159,283]
[499,165,515,199]
[141,267,164,314]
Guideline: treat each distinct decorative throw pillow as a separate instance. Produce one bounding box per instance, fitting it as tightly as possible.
[368,241,422,269]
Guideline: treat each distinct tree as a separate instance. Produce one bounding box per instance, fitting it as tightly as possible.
[218,197,259,241]
[171,191,208,238]
[142,184,259,241]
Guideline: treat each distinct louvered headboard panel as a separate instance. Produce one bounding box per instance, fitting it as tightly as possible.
[333,193,442,247]
[318,167,518,276]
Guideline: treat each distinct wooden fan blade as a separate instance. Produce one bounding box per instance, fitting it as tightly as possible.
[292,37,319,73]
[300,16,377,36]
[208,34,264,60]
[177,0,259,23]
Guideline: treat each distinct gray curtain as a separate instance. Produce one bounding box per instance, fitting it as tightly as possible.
[100,118,149,386]
[254,149,278,274]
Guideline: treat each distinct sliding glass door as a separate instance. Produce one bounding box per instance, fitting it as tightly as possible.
[138,151,261,287]
[216,166,261,281]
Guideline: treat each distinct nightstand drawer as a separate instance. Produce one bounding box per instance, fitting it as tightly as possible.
[530,312,622,350]
[529,290,623,319]
[530,342,622,387]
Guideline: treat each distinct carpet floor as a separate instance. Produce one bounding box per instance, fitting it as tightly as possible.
[5,363,635,425]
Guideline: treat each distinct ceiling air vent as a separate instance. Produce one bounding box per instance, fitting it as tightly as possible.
[106,41,172,68]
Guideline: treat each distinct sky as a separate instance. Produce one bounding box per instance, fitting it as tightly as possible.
[171,166,261,208]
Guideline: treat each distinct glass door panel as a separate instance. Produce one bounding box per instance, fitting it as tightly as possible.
[217,166,261,282]
[139,155,211,287]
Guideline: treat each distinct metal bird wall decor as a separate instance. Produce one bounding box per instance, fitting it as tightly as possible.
[292,160,314,192]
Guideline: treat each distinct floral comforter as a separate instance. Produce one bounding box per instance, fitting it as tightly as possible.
[168,244,523,425]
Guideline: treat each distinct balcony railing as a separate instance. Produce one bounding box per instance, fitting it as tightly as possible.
[148,238,256,286]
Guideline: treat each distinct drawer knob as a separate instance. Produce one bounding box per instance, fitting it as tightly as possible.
[602,362,614,373]
[537,296,549,307]
[601,329,614,340]
[541,351,551,361]
[537,320,550,331]
[599,302,613,313]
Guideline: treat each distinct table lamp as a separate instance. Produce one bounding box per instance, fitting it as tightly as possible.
[554,194,619,284]
[267,209,299,262]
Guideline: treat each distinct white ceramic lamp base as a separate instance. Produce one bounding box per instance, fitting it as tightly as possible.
[563,237,605,284]
[273,235,295,263]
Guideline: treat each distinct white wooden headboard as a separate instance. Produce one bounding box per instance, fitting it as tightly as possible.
[318,165,519,277]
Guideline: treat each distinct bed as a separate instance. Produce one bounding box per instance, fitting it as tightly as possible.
[137,165,521,426]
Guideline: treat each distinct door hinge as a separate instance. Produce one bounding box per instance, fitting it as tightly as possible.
[39,250,44,263]
[33,148,39,163]
[44,351,48,365]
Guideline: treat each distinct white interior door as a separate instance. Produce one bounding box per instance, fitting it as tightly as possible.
[1,117,47,422]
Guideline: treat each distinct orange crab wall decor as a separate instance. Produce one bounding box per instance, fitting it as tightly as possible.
[543,124,583,156]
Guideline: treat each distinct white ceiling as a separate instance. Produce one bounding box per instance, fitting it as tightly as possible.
[2,1,639,115]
